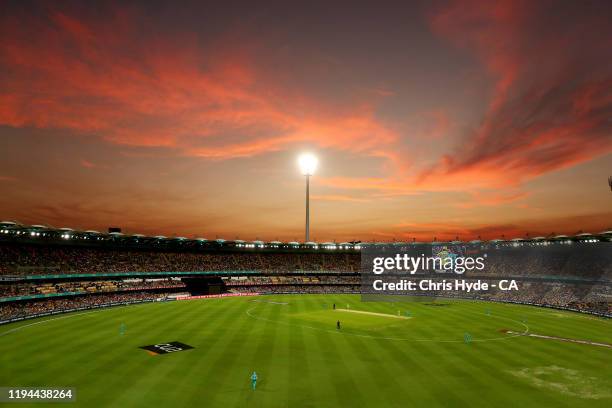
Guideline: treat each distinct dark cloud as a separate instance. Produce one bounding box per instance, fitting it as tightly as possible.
[422,0,612,186]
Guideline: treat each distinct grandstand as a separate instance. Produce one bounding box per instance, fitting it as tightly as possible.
[1,222,610,322]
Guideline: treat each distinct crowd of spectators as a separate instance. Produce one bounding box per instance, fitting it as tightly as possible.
[0,244,359,276]
[3,243,610,279]
[486,281,611,314]
[0,291,165,321]
[224,275,359,286]
[0,242,609,319]
[478,244,611,279]
[231,285,360,295]
[0,278,185,298]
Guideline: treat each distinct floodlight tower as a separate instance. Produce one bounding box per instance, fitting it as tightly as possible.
[298,153,318,242]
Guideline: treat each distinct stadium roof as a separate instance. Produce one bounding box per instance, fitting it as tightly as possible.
[1,222,610,251]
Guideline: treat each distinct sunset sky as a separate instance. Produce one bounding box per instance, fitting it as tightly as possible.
[1,0,611,241]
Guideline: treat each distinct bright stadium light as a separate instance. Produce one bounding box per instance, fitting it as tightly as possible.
[298,153,318,176]
[298,153,318,242]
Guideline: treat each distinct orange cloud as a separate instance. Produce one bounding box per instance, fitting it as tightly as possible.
[423,0,612,187]
[0,1,609,208]
[317,0,612,196]
[387,211,612,242]
[453,190,529,209]
[0,8,397,162]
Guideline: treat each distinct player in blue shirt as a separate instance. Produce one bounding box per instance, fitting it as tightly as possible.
[251,371,258,390]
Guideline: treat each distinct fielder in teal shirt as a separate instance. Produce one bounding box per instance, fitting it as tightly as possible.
[251,371,258,390]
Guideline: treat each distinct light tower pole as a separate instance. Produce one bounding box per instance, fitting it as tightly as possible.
[305,173,310,242]
[298,153,318,242]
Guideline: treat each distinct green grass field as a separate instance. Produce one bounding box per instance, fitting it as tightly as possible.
[1,294,611,407]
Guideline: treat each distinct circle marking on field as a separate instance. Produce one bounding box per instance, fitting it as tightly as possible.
[245,302,529,343]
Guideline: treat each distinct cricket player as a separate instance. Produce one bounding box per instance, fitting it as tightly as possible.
[251,371,258,390]
[337,320,341,330]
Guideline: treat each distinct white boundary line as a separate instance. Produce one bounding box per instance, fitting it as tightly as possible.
[505,331,612,349]
[0,302,151,337]
[0,310,99,337]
